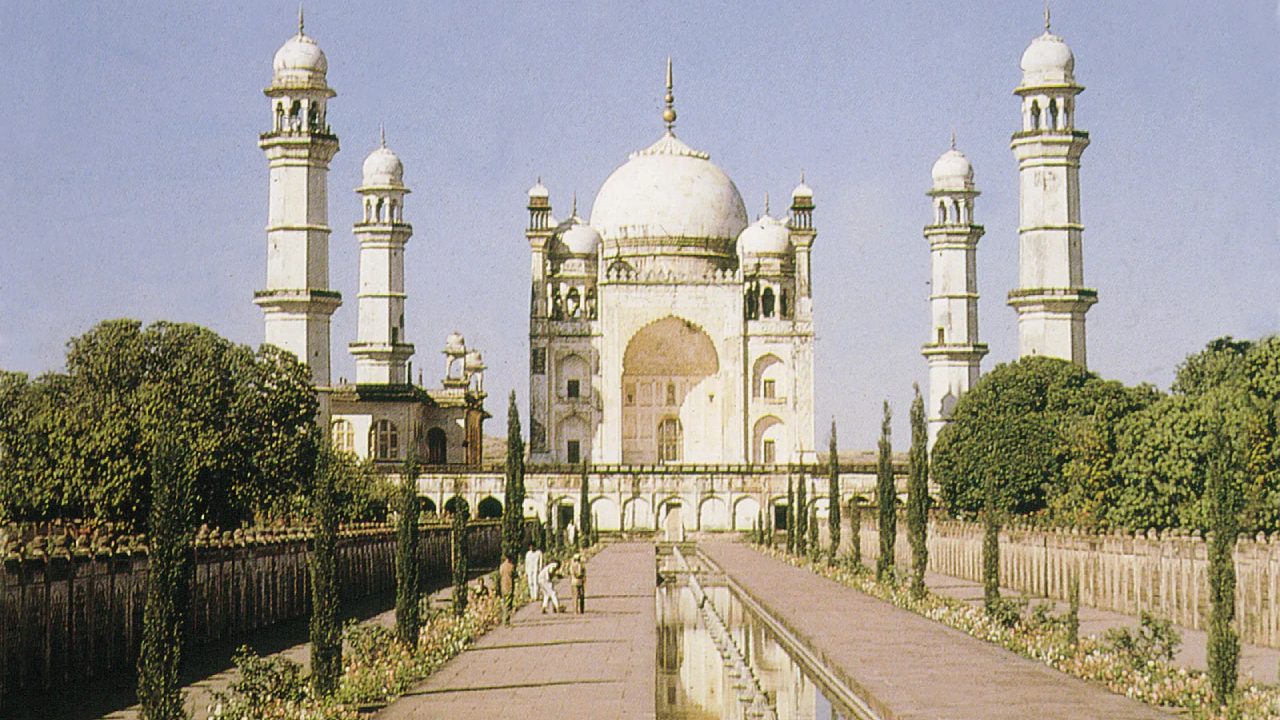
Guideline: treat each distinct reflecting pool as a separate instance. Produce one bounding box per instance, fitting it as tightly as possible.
[656,565,853,720]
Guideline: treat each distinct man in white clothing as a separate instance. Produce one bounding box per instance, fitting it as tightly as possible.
[524,543,543,601]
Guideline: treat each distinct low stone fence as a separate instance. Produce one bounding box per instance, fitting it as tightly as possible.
[0,520,502,706]
[857,515,1280,649]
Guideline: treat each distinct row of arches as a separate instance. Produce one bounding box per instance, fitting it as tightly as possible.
[1026,96,1072,132]
[362,196,403,223]
[330,419,448,463]
[548,282,597,320]
[273,98,327,134]
[744,282,790,320]
[935,198,974,225]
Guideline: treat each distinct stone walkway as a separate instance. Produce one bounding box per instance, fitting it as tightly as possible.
[926,569,1280,683]
[703,539,1174,720]
[376,541,656,720]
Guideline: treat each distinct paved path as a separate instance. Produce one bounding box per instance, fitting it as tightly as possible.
[376,542,656,720]
[703,539,1173,720]
[923,569,1280,684]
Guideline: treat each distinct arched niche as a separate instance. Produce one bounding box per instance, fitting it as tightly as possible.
[477,496,504,519]
[752,354,786,399]
[621,316,719,464]
[753,415,786,464]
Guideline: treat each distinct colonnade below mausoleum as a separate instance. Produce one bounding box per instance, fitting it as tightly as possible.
[409,463,905,533]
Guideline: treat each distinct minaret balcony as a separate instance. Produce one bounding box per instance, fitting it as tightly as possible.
[1007,287,1097,312]
[921,342,989,361]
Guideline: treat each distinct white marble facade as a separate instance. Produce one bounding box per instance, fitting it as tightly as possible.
[527,63,817,467]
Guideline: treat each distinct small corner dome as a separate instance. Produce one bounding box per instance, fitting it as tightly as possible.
[737,215,792,256]
[362,146,404,188]
[528,180,549,199]
[931,149,974,192]
[464,350,486,372]
[1020,32,1075,86]
[444,332,466,354]
[792,180,813,200]
[559,220,601,255]
[272,33,328,84]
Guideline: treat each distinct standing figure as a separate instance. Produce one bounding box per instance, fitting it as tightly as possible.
[499,555,516,625]
[568,553,586,613]
[565,521,577,548]
[524,543,543,601]
[538,560,563,613]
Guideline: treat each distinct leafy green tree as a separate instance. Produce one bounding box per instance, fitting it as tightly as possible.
[933,356,1154,520]
[907,386,929,599]
[309,442,343,698]
[578,461,591,548]
[0,320,318,529]
[827,421,841,566]
[1206,420,1242,707]
[137,437,193,720]
[451,490,471,617]
[876,401,896,582]
[395,452,421,647]
[795,475,808,556]
[502,392,526,563]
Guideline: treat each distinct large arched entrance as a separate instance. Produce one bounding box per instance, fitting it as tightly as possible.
[621,316,719,464]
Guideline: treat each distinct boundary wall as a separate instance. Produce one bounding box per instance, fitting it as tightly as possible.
[0,520,502,707]
[857,515,1280,649]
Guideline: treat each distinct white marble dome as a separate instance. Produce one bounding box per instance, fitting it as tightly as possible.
[444,332,466,355]
[737,214,792,256]
[560,220,601,255]
[1020,32,1075,86]
[362,146,404,188]
[590,134,748,244]
[272,32,329,88]
[464,350,485,372]
[931,149,974,192]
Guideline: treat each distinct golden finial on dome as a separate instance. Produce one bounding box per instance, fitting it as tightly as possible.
[951,130,957,150]
[1044,2,1051,32]
[298,4,305,35]
[764,191,771,217]
[380,123,386,148]
[663,56,677,133]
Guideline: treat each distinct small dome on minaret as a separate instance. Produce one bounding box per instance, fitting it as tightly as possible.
[361,133,405,188]
[791,177,813,202]
[271,9,329,90]
[1020,8,1075,87]
[931,146,975,193]
[528,180,550,200]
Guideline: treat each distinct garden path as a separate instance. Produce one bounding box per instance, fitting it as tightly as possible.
[703,539,1173,720]
[375,541,656,720]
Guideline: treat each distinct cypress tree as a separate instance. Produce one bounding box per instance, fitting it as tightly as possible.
[1066,572,1080,647]
[827,421,841,566]
[451,486,471,617]
[578,461,591,548]
[981,460,1002,615]
[795,475,808,556]
[395,451,421,647]
[849,496,862,567]
[786,477,795,555]
[807,499,819,561]
[765,506,774,548]
[309,444,342,698]
[907,386,929,599]
[1206,424,1240,707]
[502,391,526,564]
[876,400,896,582]
[137,438,192,720]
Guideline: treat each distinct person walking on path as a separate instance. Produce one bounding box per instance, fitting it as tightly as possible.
[524,543,543,601]
[538,560,563,613]
[568,552,586,613]
[498,555,516,625]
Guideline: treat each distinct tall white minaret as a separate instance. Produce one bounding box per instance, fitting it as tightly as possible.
[349,131,414,385]
[254,11,342,386]
[1008,9,1096,367]
[923,140,988,446]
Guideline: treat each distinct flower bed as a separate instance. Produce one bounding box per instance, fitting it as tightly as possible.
[758,547,1280,720]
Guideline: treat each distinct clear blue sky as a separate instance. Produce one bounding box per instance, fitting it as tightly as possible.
[1,1,1277,449]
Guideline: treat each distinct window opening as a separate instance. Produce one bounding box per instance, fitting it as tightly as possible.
[657,417,683,463]
[567,440,581,465]
[567,379,580,399]
[763,379,776,399]
[763,439,776,464]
